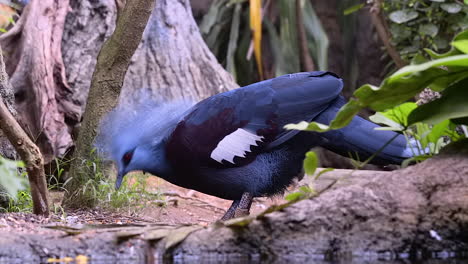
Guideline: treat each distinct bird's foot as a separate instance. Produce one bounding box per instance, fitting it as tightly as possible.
[220,200,239,221]
[220,192,253,221]
[233,208,250,218]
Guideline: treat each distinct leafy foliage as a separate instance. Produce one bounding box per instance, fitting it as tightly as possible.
[284,185,314,202]
[287,30,468,161]
[0,156,26,198]
[199,0,328,85]
[3,190,32,213]
[67,149,164,211]
[384,0,468,61]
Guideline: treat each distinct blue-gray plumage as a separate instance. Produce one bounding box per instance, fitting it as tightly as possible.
[96,71,416,220]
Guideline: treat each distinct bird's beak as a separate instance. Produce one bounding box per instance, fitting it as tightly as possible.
[115,171,124,190]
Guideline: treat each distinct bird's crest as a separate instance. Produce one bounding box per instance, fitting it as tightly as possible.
[95,98,194,161]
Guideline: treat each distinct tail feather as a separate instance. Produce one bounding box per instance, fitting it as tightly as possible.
[315,97,416,165]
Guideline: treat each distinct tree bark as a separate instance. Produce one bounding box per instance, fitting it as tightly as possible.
[120,0,237,104]
[62,0,117,118]
[0,0,80,164]
[0,47,49,216]
[0,49,16,160]
[62,0,237,110]
[64,0,155,206]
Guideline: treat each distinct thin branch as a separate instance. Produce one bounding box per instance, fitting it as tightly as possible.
[0,46,49,216]
[369,0,406,69]
[296,0,315,71]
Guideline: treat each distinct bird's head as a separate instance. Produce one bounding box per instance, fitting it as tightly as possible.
[96,99,193,189]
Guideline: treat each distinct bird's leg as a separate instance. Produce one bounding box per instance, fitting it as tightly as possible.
[233,192,253,218]
[221,200,240,221]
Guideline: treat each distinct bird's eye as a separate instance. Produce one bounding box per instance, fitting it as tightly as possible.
[122,151,133,164]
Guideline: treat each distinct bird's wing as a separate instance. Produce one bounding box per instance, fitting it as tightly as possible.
[166,71,343,167]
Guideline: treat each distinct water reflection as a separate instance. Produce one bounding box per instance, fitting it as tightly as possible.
[1,256,467,264]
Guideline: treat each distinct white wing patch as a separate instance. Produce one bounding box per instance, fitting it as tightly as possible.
[210,128,264,164]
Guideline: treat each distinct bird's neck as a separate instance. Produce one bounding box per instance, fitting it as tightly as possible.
[143,144,174,181]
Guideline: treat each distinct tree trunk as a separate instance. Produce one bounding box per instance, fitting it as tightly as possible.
[63,0,237,206]
[0,0,80,164]
[120,0,237,104]
[62,0,237,109]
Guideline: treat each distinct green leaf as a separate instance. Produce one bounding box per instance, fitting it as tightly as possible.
[425,30,468,59]
[408,78,468,125]
[390,54,468,81]
[369,113,404,131]
[315,168,334,180]
[428,70,468,91]
[303,151,318,175]
[285,185,313,202]
[389,10,418,24]
[285,121,330,132]
[452,40,468,54]
[419,24,439,37]
[343,3,365,15]
[441,3,462,13]
[284,192,305,202]
[426,119,451,146]
[378,102,418,127]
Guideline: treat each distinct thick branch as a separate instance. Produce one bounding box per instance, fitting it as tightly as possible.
[65,0,155,206]
[0,47,49,216]
[369,0,406,68]
[296,0,315,71]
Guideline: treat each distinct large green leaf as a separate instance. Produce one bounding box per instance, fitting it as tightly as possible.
[377,102,418,127]
[408,78,468,125]
[452,40,468,54]
[389,54,468,81]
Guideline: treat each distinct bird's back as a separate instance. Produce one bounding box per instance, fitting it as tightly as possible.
[166,71,343,170]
